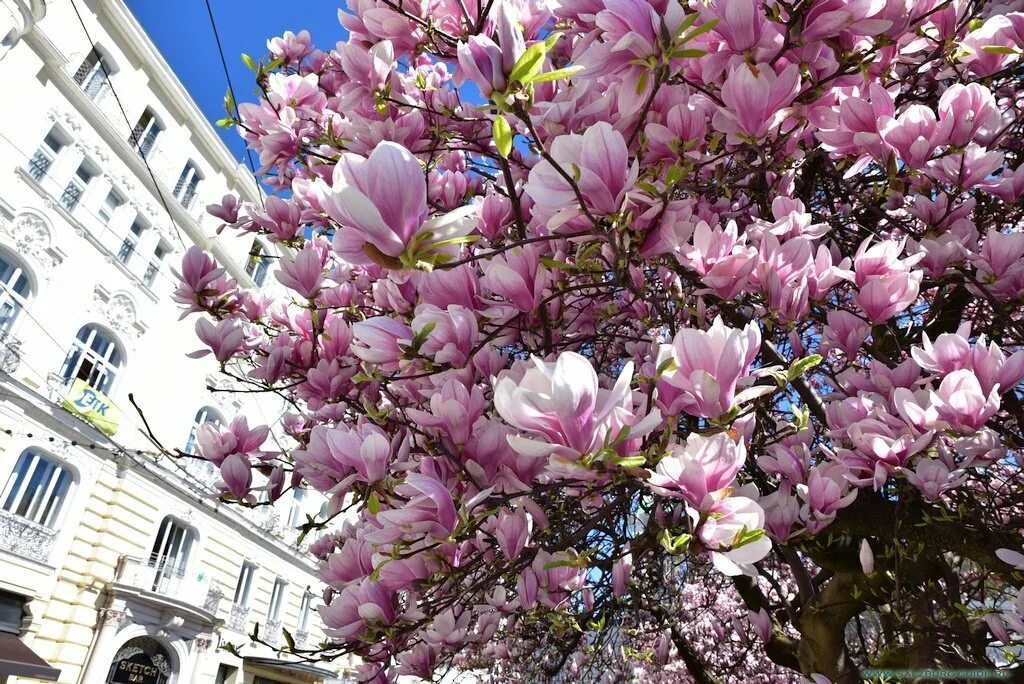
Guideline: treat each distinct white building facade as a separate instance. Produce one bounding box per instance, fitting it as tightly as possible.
[0,1,350,682]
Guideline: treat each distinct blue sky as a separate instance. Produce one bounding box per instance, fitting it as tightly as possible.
[125,0,344,166]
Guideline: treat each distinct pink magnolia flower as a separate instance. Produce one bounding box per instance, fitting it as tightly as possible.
[659,316,761,419]
[713,64,801,143]
[320,142,476,266]
[693,495,772,576]
[938,83,999,147]
[822,310,870,359]
[493,352,662,464]
[647,432,746,507]
[405,379,486,446]
[904,458,966,501]
[320,579,396,641]
[275,240,326,299]
[411,304,480,367]
[931,369,1000,433]
[492,508,532,561]
[525,122,638,229]
[188,317,255,364]
[880,104,951,168]
[219,453,252,498]
[481,245,549,314]
[797,465,857,531]
[206,193,239,224]
[196,416,270,465]
[172,247,236,315]
[612,550,632,598]
[351,316,414,367]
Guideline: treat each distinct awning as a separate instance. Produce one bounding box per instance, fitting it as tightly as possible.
[0,633,60,680]
[243,655,340,683]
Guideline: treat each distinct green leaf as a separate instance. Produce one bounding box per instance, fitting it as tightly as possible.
[366,492,380,515]
[610,455,647,468]
[530,65,584,83]
[493,115,513,158]
[656,356,677,376]
[732,526,764,548]
[672,12,700,40]
[215,117,235,128]
[540,256,573,271]
[679,19,719,45]
[671,48,708,59]
[981,45,1019,54]
[788,354,823,381]
[241,53,257,71]
[509,41,550,85]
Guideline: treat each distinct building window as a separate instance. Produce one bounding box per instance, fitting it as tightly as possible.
[245,240,269,287]
[61,324,122,394]
[233,561,257,607]
[172,163,201,208]
[172,162,202,210]
[59,161,96,213]
[268,578,287,621]
[129,108,162,160]
[148,516,196,593]
[73,48,113,102]
[0,253,30,336]
[144,242,169,287]
[98,189,124,226]
[297,591,314,633]
[27,129,66,182]
[1,449,72,528]
[285,488,306,529]
[118,219,147,264]
[184,406,223,455]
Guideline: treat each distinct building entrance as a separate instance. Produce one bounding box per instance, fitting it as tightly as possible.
[106,636,172,684]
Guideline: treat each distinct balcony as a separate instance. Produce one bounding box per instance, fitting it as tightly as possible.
[0,332,22,375]
[263,618,282,646]
[113,556,211,605]
[227,603,250,632]
[0,509,56,563]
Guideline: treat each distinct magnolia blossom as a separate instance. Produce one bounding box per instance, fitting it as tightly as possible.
[494,351,662,465]
[658,317,761,419]
[647,432,746,507]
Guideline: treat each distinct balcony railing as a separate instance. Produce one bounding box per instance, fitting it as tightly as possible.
[227,603,250,632]
[83,87,209,223]
[0,332,22,375]
[0,509,56,563]
[114,556,210,606]
[264,618,282,645]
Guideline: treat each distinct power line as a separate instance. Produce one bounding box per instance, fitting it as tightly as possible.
[67,0,187,248]
[202,0,266,211]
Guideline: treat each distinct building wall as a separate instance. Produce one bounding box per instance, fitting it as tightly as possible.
[0,0,350,682]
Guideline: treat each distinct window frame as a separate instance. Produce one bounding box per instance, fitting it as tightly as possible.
[27,129,67,182]
[61,324,123,394]
[233,560,258,607]
[0,449,74,529]
[0,251,31,337]
[245,239,270,287]
[268,577,288,621]
[172,162,202,210]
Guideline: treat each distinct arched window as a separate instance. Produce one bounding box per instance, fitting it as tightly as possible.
[245,239,269,287]
[0,449,73,528]
[61,325,123,394]
[0,252,31,335]
[148,516,197,593]
[184,406,223,455]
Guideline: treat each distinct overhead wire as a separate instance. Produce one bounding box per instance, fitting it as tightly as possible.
[67,0,187,248]
[201,0,267,211]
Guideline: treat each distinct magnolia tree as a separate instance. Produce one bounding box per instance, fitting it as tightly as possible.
[173,0,1024,680]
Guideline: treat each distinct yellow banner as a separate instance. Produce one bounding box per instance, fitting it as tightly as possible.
[62,379,120,436]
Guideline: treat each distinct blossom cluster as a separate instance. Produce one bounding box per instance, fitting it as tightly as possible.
[174,0,1024,680]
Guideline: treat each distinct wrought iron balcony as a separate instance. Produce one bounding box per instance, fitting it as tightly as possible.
[263,618,282,646]
[0,332,22,375]
[0,509,56,563]
[227,603,250,632]
[113,556,211,607]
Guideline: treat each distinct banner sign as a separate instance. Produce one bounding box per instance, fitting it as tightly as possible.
[62,379,120,435]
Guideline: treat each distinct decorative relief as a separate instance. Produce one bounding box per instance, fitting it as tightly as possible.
[100,608,128,628]
[46,107,82,132]
[194,635,214,652]
[3,212,64,272]
[0,509,55,563]
[92,286,147,341]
